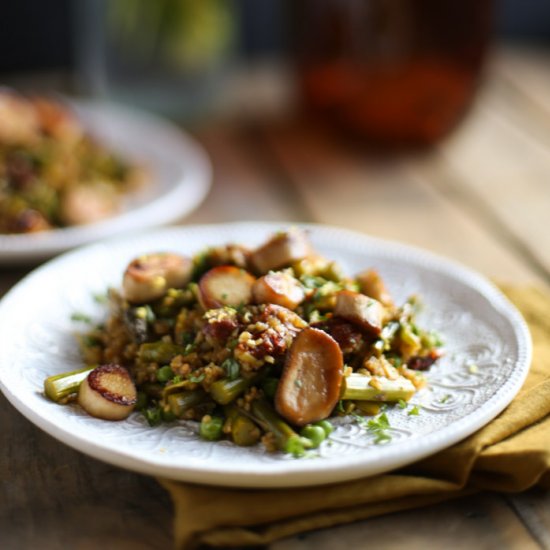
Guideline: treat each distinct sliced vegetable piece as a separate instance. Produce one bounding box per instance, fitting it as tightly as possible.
[78,364,137,420]
[250,228,313,274]
[342,373,416,402]
[198,265,255,310]
[334,290,386,335]
[275,327,343,426]
[356,269,394,307]
[252,271,305,309]
[123,253,192,303]
[44,366,95,402]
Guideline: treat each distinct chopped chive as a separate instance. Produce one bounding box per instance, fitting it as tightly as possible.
[189,373,205,384]
[71,312,92,323]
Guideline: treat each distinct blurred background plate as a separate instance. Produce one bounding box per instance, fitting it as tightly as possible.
[0,100,212,264]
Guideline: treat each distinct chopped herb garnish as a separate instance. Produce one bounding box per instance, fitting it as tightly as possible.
[184,343,196,354]
[352,411,392,444]
[300,275,327,289]
[71,312,92,324]
[336,400,345,413]
[144,407,162,427]
[92,292,108,304]
[397,399,408,409]
[189,373,205,384]
[359,412,392,444]
[439,394,451,404]
[408,405,420,416]
[221,358,240,380]
[294,379,303,388]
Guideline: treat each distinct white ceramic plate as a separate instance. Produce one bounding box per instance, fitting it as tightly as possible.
[0,100,211,264]
[0,223,531,488]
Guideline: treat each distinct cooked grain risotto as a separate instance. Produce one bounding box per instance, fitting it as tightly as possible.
[46,228,443,456]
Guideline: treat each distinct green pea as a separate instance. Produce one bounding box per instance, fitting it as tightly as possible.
[199,415,224,441]
[157,365,174,383]
[314,419,334,436]
[300,425,326,448]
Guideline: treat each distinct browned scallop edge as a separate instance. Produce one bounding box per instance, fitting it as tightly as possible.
[87,364,137,406]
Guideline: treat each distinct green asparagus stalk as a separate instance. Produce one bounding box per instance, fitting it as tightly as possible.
[250,399,312,457]
[44,366,95,402]
[138,342,188,364]
[224,404,261,447]
[209,375,259,405]
[342,373,416,402]
[167,389,207,417]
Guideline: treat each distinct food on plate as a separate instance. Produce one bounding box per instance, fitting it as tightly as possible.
[0,90,145,234]
[44,228,443,456]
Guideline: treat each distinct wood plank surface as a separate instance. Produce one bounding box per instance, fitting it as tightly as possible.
[430,55,550,282]
[260,121,540,283]
[272,494,541,550]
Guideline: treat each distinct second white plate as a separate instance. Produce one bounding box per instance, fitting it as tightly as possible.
[0,100,211,264]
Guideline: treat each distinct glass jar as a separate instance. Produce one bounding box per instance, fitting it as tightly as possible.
[293,0,492,148]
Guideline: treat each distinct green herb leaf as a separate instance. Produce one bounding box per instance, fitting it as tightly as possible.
[144,407,162,427]
[353,412,392,444]
[189,373,205,384]
[408,405,420,416]
[92,292,108,304]
[71,312,92,324]
[221,358,240,381]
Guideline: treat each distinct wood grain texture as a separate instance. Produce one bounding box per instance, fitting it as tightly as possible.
[270,494,541,550]
[0,393,173,550]
[432,58,550,281]
[261,121,540,283]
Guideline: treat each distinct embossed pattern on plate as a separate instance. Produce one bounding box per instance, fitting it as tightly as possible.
[0,223,531,487]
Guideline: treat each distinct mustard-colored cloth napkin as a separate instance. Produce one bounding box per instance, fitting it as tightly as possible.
[159,286,550,549]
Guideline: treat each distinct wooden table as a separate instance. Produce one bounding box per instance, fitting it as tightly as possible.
[1,46,549,549]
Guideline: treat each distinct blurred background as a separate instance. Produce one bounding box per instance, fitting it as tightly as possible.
[1,0,549,150]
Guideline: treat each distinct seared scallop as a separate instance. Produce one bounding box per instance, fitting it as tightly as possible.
[198,265,255,309]
[123,252,192,303]
[252,271,305,310]
[78,364,137,421]
[250,228,313,274]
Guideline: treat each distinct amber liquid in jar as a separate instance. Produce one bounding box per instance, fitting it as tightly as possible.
[294,0,492,148]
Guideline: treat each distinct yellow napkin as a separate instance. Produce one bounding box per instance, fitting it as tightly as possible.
[159,286,550,549]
